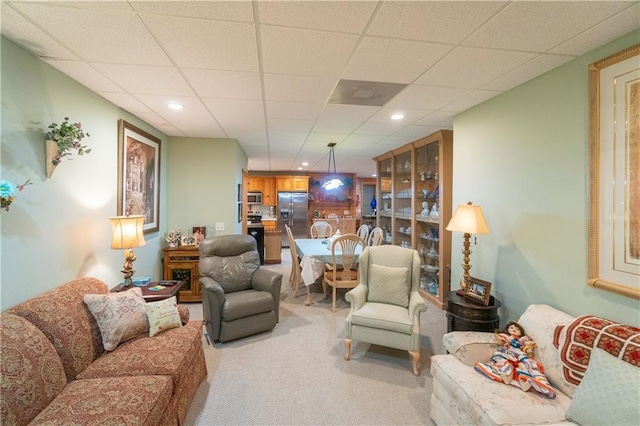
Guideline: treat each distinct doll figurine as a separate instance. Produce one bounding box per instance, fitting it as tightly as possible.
[474,321,556,399]
[420,201,429,216]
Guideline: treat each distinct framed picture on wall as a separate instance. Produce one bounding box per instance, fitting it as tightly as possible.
[238,203,242,223]
[117,120,160,234]
[588,44,640,300]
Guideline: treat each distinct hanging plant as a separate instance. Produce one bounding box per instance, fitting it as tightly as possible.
[0,179,32,211]
[45,117,91,177]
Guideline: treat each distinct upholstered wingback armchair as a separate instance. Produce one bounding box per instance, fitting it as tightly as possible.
[344,245,427,375]
[199,234,282,343]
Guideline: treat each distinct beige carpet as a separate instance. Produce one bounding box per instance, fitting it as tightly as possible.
[184,250,446,425]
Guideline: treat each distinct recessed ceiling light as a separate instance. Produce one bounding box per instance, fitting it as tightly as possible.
[372,173,377,177]
[297,167,303,170]
[391,113,404,120]
[167,103,184,110]
[302,162,309,166]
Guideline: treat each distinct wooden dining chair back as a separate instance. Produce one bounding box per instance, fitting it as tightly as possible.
[368,227,384,246]
[323,234,365,313]
[357,224,370,243]
[286,224,310,305]
[310,221,333,239]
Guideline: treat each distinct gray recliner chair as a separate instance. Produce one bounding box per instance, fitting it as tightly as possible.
[199,234,282,343]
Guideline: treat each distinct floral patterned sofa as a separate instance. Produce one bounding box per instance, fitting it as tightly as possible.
[0,277,207,425]
[430,304,640,426]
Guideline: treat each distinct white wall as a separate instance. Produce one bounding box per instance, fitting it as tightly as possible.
[451,30,640,325]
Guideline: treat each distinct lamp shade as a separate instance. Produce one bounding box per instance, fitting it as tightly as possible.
[446,202,489,234]
[110,215,146,249]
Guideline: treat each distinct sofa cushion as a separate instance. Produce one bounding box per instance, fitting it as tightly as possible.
[565,348,640,426]
[553,315,640,386]
[0,314,68,426]
[518,304,576,398]
[351,302,412,334]
[222,289,274,321]
[443,331,497,366]
[367,264,410,307]
[29,375,173,426]
[145,296,182,337]
[5,277,108,381]
[431,354,572,425]
[84,287,149,351]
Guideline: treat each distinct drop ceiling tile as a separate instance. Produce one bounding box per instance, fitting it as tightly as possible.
[305,133,349,145]
[257,1,377,33]
[342,134,386,145]
[393,125,444,138]
[240,139,269,148]
[224,126,267,141]
[1,4,78,60]
[92,63,194,96]
[312,121,362,134]
[343,37,453,84]
[368,1,507,44]
[318,104,380,122]
[130,1,254,22]
[386,85,469,111]
[268,131,310,143]
[413,112,455,128]
[243,145,270,156]
[354,121,405,136]
[416,47,537,89]
[135,94,225,138]
[550,4,640,56]
[483,54,575,92]
[260,25,359,78]
[268,118,314,133]
[43,60,122,92]
[54,2,133,11]
[465,1,634,52]
[182,69,262,100]
[97,92,154,114]
[263,74,336,103]
[366,108,430,124]
[266,101,325,120]
[443,89,504,113]
[202,98,265,129]
[142,15,258,71]
[270,141,304,155]
[12,2,171,65]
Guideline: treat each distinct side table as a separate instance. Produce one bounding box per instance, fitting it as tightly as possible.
[446,290,501,333]
[111,281,185,303]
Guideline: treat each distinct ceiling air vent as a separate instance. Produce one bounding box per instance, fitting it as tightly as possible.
[328,79,407,107]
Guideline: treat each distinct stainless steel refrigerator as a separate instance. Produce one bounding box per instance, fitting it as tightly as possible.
[278,192,309,247]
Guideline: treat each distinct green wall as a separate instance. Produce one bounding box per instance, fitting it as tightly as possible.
[0,37,245,310]
[452,30,640,325]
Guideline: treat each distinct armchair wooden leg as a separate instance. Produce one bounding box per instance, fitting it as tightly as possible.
[332,287,337,313]
[409,350,420,376]
[344,339,351,360]
[304,285,311,306]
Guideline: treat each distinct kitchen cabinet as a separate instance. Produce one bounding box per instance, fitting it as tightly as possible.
[162,246,201,302]
[276,176,308,192]
[307,172,356,227]
[263,178,276,205]
[373,130,453,309]
[248,178,264,192]
[264,229,282,264]
[262,219,277,231]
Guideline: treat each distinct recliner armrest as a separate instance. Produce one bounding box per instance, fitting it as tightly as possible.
[251,268,282,322]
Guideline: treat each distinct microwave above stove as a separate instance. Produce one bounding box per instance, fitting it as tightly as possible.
[247,192,263,205]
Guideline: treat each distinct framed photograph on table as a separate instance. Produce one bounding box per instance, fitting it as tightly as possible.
[180,235,197,247]
[117,120,161,234]
[463,277,492,305]
[588,44,640,300]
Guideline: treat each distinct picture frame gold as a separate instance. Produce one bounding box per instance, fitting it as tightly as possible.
[180,235,197,247]
[587,44,640,300]
[117,120,160,234]
[463,276,492,306]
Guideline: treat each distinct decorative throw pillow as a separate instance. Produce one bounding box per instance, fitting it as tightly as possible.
[83,287,148,351]
[145,296,182,337]
[367,264,410,307]
[565,348,640,425]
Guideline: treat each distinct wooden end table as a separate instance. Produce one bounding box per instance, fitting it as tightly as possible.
[111,280,185,303]
[446,290,501,333]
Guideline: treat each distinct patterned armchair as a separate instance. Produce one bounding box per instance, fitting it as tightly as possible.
[199,234,282,343]
[344,245,427,375]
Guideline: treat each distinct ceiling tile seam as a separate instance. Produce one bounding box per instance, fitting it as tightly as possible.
[128,4,253,25]
[135,10,229,139]
[253,0,275,171]
[285,0,386,172]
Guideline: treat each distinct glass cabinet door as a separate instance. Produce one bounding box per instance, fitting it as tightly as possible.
[394,149,412,248]
[415,141,441,297]
[377,156,392,244]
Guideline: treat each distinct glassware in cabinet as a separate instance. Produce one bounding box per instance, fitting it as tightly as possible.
[393,148,412,248]
[376,155,393,244]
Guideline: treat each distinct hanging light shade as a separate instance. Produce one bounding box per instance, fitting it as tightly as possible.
[322,143,344,190]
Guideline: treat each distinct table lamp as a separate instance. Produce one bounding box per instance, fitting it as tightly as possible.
[110,215,146,287]
[445,202,489,294]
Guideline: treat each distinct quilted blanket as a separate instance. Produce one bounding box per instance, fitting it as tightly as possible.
[553,315,640,385]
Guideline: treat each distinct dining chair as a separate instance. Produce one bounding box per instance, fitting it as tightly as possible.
[285,224,311,305]
[357,224,370,243]
[310,221,333,239]
[323,234,365,313]
[368,227,384,246]
[344,245,427,375]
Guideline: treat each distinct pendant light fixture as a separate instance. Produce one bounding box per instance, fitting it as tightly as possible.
[322,143,344,190]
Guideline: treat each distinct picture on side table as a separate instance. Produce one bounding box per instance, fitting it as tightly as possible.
[117,120,160,234]
[192,226,206,244]
[463,277,492,305]
[180,235,197,247]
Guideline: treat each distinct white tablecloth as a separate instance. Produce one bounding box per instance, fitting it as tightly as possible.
[300,255,326,286]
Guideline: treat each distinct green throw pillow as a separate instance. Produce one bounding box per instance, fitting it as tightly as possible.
[565,348,640,425]
[367,264,410,307]
[145,296,182,337]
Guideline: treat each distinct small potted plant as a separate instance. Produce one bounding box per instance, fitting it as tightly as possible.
[45,117,91,178]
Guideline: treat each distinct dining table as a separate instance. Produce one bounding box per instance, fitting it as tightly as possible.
[294,238,364,306]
